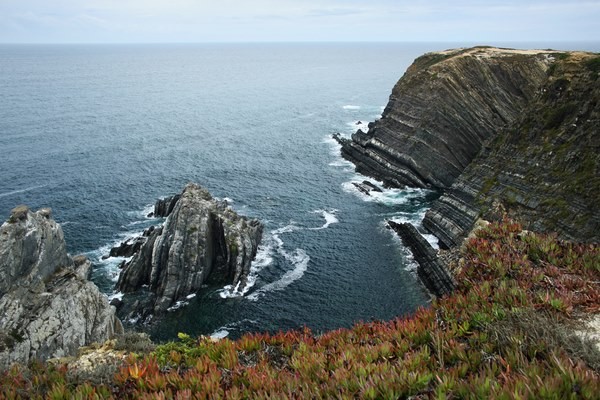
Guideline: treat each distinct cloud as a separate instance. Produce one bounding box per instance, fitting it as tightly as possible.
[0,0,598,42]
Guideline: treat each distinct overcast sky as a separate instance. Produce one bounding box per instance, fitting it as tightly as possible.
[0,0,598,43]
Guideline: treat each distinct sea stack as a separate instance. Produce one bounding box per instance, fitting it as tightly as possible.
[116,183,263,320]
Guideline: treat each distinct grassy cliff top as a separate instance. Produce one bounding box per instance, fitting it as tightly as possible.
[1,220,599,399]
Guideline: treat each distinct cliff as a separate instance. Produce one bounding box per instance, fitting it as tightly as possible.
[117,183,263,319]
[0,206,122,368]
[339,47,556,189]
[424,51,600,247]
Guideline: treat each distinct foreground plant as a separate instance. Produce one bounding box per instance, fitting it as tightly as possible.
[1,220,598,399]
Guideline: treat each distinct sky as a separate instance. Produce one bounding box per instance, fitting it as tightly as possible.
[0,0,599,44]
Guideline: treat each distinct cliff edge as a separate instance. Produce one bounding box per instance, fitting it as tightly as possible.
[339,47,557,189]
[423,51,600,247]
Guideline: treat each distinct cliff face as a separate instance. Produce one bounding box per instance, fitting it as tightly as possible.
[0,207,122,368]
[424,51,600,247]
[340,47,556,189]
[117,183,263,318]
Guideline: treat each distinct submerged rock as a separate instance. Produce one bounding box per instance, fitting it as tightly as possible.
[352,181,383,196]
[117,183,263,319]
[388,221,455,297]
[0,207,122,369]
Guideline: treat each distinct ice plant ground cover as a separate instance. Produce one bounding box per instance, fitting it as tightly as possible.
[1,220,599,399]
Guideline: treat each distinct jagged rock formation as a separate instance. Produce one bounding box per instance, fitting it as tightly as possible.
[107,226,158,259]
[388,221,456,297]
[0,207,123,368]
[339,47,557,189]
[151,194,181,218]
[424,51,600,247]
[117,183,263,318]
[352,180,383,196]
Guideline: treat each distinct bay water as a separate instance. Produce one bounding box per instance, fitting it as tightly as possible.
[1,42,596,340]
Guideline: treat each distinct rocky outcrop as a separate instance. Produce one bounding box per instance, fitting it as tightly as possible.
[388,221,456,297]
[340,47,557,189]
[0,207,123,368]
[352,181,383,196]
[117,183,263,318]
[151,194,181,218]
[107,226,158,259]
[424,51,600,247]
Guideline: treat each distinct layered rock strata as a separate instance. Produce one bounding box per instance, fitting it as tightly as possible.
[424,51,600,247]
[339,47,557,189]
[0,207,122,368]
[388,221,456,297]
[117,183,263,318]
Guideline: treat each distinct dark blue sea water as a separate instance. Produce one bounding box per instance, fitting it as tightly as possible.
[1,42,598,340]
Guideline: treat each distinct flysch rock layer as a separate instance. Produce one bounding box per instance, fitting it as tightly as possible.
[117,183,263,319]
[339,47,558,189]
[0,206,123,369]
[423,51,600,247]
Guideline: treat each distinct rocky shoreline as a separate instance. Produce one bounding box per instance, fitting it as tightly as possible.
[337,46,599,296]
[1,46,598,372]
[0,183,262,367]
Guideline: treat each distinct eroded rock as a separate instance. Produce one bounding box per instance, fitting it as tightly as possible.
[340,47,557,189]
[117,183,263,319]
[0,208,122,369]
[388,221,456,297]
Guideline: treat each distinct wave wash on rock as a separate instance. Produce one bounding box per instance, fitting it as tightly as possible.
[0,206,123,369]
[117,183,263,318]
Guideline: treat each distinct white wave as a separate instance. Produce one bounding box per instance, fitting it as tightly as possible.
[342,105,361,110]
[322,133,355,171]
[347,120,369,133]
[328,159,354,168]
[210,330,230,339]
[309,209,339,230]
[218,242,274,298]
[92,256,129,283]
[0,184,47,199]
[127,204,156,220]
[342,176,434,206]
[209,319,260,339]
[388,214,439,250]
[244,221,310,301]
[247,248,309,301]
[108,292,124,301]
[167,299,190,312]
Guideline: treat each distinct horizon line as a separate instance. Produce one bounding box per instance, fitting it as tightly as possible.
[1,39,600,46]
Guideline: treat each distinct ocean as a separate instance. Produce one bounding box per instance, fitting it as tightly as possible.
[1,42,597,340]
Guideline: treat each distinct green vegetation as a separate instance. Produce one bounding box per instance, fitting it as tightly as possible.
[544,102,578,130]
[1,221,599,398]
[585,57,600,80]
